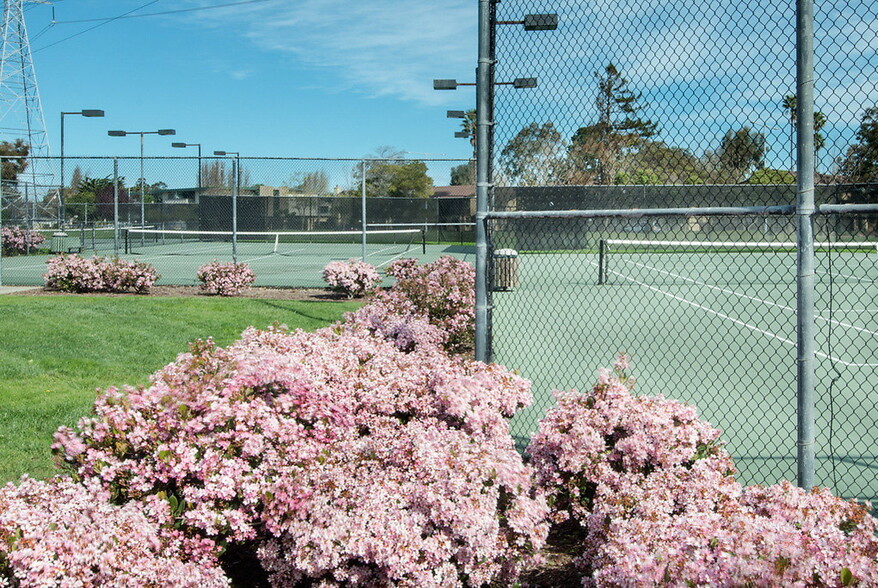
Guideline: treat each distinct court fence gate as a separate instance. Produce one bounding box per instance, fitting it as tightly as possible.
[486,202,878,504]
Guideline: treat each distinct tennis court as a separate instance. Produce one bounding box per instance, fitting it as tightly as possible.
[494,241,878,502]
[1,228,476,287]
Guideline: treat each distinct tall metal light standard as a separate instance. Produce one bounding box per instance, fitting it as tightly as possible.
[107,129,176,231]
[171,142,203,188]
[60,109,104,227]
[434,11,555,363]
[214,150,240,263]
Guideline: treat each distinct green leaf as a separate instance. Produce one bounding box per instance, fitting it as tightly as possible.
[841,567,855,586]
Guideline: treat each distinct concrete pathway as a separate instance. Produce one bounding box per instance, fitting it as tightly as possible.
[0,286,39,295]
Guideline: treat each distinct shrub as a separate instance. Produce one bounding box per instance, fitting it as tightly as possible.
[528,355,878,586]
[54,325,547,586]
[1,226,45,256]
[322,259,381,298]
[43,254,159,293]
[0,476,227,587]
[196,260,255,296]
[592,481,878,586]
[354,256,475,354]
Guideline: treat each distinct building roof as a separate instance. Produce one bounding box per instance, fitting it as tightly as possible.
[432,185,475,198]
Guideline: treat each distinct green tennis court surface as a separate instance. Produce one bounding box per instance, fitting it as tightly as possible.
[495,248,878,503]
[1,240,476,287]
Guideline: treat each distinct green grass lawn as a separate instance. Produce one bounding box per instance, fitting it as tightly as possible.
[0,295,361,483]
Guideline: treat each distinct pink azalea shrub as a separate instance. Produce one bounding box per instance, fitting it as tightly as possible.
[0,226,45,255]
[196,260,256,296]
[592,480,878,586]
[528,355,878,586]
[43,254,159,293]
[352,256,475,354]
[54,325,548,586]
[0,476,227,587]
[322,259,381,298]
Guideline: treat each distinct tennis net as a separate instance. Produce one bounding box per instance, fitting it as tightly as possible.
[597,238,878,286]
[124,228,425,256]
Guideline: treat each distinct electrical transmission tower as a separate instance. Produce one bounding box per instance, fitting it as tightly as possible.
[0,0,54,203]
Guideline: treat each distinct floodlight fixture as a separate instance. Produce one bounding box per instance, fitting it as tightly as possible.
[433,79,458,90]
[523,13,559,30]
[512,77,538,88]
[107,130,126,136]
[447,110,466,118]
[157,129,176,135]
[80,109,105,117]
[171,142,186,148]
[213,150,227,156]
[454,131,471,138]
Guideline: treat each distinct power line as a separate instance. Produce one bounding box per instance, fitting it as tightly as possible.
[33,0,163,53]
[52,0,273,25]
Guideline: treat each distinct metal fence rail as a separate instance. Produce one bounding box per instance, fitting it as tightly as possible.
[487,203,878,502]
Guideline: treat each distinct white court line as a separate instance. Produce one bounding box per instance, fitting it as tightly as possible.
[623,259,878,338]
[601,263,878,368]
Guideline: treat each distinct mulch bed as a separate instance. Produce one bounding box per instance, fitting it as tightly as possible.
[15,285,350,302]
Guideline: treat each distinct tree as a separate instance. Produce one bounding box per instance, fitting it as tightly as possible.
[782,94,827,160]
[838,106,878,183]
[351,147,434,198]
[450,162,475,185]
[0,139,30,184]
[717,127,766,182]
[746,168,796,184]
[367,160,433,198]
[499,122,567,186]
[614,141,706,185]
[568,64,658,185]
[291,170,330,195]
[68,175,128,220]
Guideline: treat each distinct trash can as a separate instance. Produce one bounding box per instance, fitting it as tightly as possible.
[51,231,68,254]
[493,248,519,291]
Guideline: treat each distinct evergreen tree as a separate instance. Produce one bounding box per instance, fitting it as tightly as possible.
[568,64,657,185]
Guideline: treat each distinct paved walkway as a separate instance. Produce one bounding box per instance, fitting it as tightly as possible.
[0,286,39,295]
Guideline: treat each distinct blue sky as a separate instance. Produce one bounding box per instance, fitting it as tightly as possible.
[13,0,878,184]
[25,0,478,164]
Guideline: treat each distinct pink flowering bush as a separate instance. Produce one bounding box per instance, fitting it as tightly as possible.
[54,325,548,586]
[592,481,878,586]
[358,256,475,354]
[528,355,878,586]
[1,226,45,255]
[43,254,159,293]
[0,476,228,587]
[322,259,381,298]
[196,260,255,296]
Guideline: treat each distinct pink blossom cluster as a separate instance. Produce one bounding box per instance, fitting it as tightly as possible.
[1,226,45,256]
[54,325,548,586]
[347,256,475,354]
[0,476,227,587]
[322,259,381,298]
[196,260,256,296]
[43,254,159,293]
[528,355,878,586]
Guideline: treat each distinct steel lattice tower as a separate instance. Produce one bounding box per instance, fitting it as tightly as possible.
[0,0,53,201]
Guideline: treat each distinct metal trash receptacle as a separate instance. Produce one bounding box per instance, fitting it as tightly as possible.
[51,231,68,254]
[493,248,519,291]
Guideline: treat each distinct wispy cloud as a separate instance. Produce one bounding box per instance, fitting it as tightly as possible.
[181,0,476,104]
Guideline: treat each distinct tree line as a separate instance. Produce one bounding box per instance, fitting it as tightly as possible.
[495,64,877,187]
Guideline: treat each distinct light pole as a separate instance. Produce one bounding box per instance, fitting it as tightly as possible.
[60,109,104,227]
[434,11,555,363]
[172,142,203,188]
[107,129,176,231]
[214,150,240,263]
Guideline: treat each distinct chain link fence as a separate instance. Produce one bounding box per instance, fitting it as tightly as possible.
[0,156,475,287]
[485,0,878,502]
